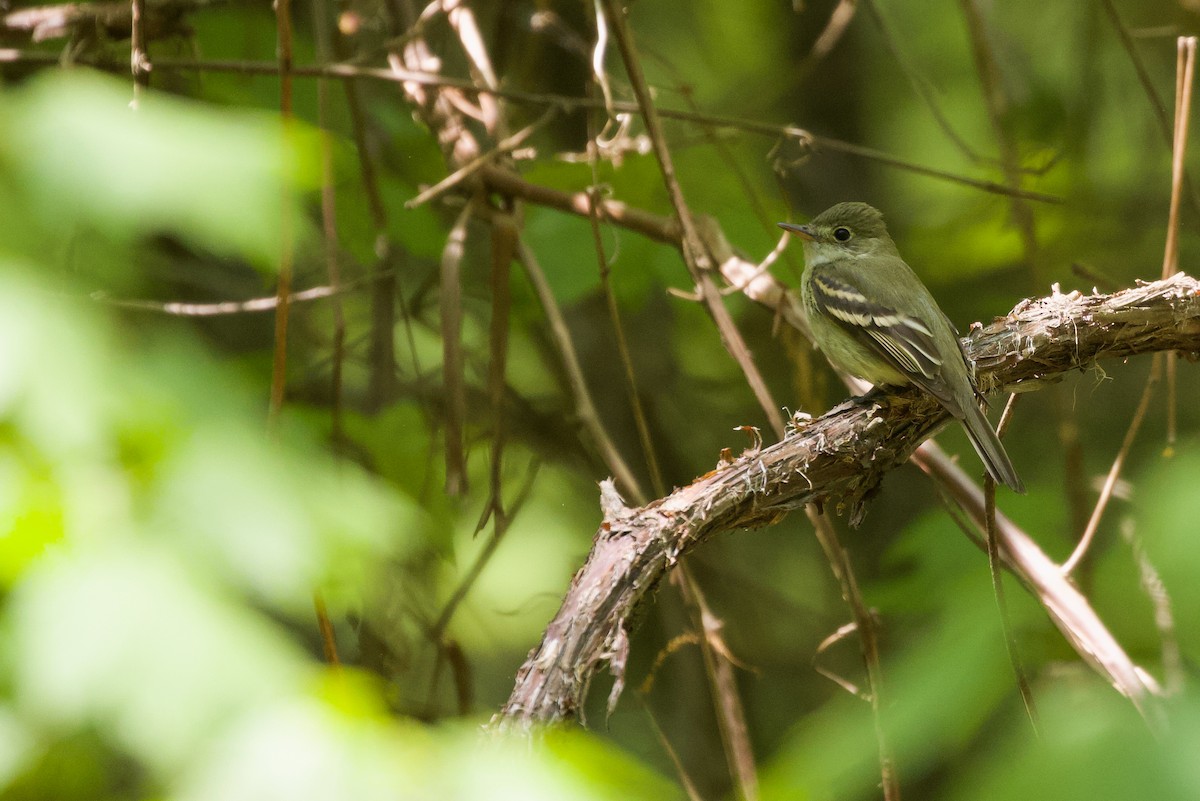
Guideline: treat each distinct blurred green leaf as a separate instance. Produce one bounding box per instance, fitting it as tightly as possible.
[1,71,317,269]
[175,697,408,801]
[0,707,33,788]
[12,542,310,774]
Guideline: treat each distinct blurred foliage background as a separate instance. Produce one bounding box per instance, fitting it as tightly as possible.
[1,1,1200,800]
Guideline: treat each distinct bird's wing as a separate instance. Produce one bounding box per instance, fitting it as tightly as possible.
[809,264,1022,491]
[808,268,950,394]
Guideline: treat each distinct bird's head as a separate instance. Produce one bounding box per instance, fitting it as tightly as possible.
[778,202,899,265]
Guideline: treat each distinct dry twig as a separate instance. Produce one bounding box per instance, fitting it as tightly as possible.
[808,507,900,801]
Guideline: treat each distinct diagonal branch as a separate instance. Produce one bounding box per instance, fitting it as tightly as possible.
[600,0,785,438]
[493,273,1200,728]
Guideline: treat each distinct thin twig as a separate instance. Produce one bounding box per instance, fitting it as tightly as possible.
[723,233,790,296]
[639,632,703,695]
[795,0,859,84]
[984,475,1039,732]
[945,4,1044,733]
[0,48,1064,204]
[1056,383,1091,548]
[586,183,665,498]
[589,0,617,127]
[1104,0,1181,139]
[388,0,491,449]
[512,236,646,502]
[958,0,1040,288]
[440,202,473,496]
[481,212,517,532]
[674,563,760,801]
[1061,355,1160,576]
[406,105,557,208]
[437,2,517,516]
[640,53,806,278]
[482,164,679,243]
[586,44,763,788]
[863,0,984,164]
[482,161,815,335]
[310,0,347,668]
[313,589,341,666]
[600,0,785,438]
[807,507,900,801]
[1118,518,1182,696]
[129,0,149,103]
[807,136,1061,204]
[911,438,1162,729]
[92,278,376,315]
[267,0,295,433]
[313,0,347,443]
[1163,37,1195,277]
[1101,0,1200,218]
[581,50,665,499]
[430,461,540,643]
[995,392,1020,439]
[1162,36,1195,453]
[325,0,402,416]
[444,0,503,137]
[639,697,706,801]
[812,620,869,699]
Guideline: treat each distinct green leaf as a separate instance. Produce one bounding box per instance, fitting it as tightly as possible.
[11,543,310,775]
[2,71,317,269]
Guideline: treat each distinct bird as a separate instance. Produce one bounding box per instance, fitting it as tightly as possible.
[778,202,1024,493]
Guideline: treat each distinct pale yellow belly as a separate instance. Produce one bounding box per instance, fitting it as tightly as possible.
[802,281,909,387]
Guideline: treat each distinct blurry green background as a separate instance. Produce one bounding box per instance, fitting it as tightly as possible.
[1,1,1200,800]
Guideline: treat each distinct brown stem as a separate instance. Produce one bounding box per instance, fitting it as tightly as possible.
[808,507,900,801]
[267,0,295,433]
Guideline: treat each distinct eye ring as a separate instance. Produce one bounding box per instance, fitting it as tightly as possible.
[833,227,852,242]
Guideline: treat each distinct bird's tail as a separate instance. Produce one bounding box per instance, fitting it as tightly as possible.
[960,401,1025,494]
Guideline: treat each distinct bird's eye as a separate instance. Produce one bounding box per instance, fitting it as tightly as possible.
[833,227,852,242]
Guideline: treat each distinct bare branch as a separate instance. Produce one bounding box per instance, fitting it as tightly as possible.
[494,274,1200,728]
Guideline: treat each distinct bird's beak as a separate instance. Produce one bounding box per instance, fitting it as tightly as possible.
[777,222,815,241]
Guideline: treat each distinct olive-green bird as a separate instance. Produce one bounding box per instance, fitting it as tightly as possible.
[779,202,1024,493]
